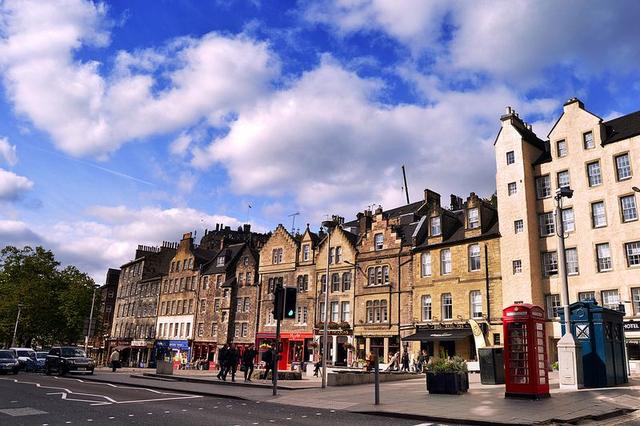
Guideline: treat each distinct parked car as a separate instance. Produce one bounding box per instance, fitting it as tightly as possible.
[0,350,20,375]
[28,351,48,372]
[9,347,36,370]
[45,347,95,376]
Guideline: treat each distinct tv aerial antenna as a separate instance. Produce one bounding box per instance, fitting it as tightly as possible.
[288,212,300,233]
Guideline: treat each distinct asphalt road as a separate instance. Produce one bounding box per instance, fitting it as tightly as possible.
[0,373,453,426]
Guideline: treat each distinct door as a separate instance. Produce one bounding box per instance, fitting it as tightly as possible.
[440,341,455,357]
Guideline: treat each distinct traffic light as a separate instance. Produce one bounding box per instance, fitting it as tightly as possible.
[283,287,297,319]
[272,284,284,320]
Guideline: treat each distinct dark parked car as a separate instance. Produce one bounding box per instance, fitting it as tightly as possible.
[45,347,95,376]
[28,351,48,372]
[0,350,20,375]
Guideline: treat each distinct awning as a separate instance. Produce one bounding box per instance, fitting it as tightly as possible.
[403,328,472,341]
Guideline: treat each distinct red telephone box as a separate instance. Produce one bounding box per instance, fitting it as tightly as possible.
[503,304,550,399]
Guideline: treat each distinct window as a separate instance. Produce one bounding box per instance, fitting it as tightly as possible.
[175,260,181,271]
[303,244,310,261]
[296,306,308,324]
[297,275,308,292]
[329,247,334,264]
[470,291,482,319]
[243,256,249,266]
[512,259,522,274]
[536,175,551,199]
[421,295,432,321]
[546,294,561,319]
[556,139,567,157]
[601,289,620,310]
[214,299,220,312]
[320,274,326,293]
[235,324,240,338]
[170,261,175,272]
[440,249,452,275]
[236,298,243,313]
[508,182,517,196]
[562,208,575,232]
[468,244,481,271]
[216,256,225,266]
[583,131,594,149]
[197,323,204,337]
[514,219,524,234]
[468,208,479,229]
[272,248,283,264]
[615,153,632,181]
[221,311,227,322]
[542,251,558,276]
[374,233,384,250]
[587,161,602,187]
[565,248,579,275]
[243,297,250,312]
[367,266,389,286]
[319,302,325,322]
[596,243,612,272]
[366,300,387,323]
[578,291,595,302]
[237,274,243,286]
[211,323,218,336]
[620,195,638,222]
[342,273,351,291]
[366,301,373,323]
[188,299,194,314]
[557,170,570,188]
[430,217,441,236]
[421,252,432,277]
[331,273,340,292]
[200,299,206,313]
[246,272,251,285]
[330,302,339,322]
[242,323,248,337]
[591,201,607,228]
[632,288,640,315]
[368,268,375,286]
[335,246,342,263]
[341,302,351,322]
[625,241,640,267]
[506,151,515,165]
[202,276,209,290]
[216,275,222,287]
[538,212,555,237]
[441,294,453,320]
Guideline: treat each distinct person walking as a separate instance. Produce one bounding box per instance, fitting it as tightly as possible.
[224,343,240,382]
[242,344,256,382]
[385,351,399,372]
[313,359,322,377]
[400,350,410,372]
[216,344,229,380]
[261,347,274,380]
[109,349,120,373]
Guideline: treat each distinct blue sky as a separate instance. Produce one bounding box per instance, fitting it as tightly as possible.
[1,0,639,280]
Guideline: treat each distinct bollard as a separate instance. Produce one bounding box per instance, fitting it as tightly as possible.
[374,357,380,405]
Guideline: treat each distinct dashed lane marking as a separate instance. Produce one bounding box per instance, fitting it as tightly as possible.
[0,408,48,417]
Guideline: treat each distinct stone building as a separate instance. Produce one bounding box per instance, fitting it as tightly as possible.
[92,268,119,365]
[110,243,176,366]
[257,224,320,370]
[409,191,502,362]
[314,221,358,366]
[350,197,427,364]
[156,233,215,365]
[494,98,640,368]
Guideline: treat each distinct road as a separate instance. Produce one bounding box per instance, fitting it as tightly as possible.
[0,373,454,426]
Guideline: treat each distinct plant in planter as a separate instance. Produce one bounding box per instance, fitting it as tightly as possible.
[308,341,319,349]
[328,321,340,330]
[339,321,351,330]
[426,354,469,395]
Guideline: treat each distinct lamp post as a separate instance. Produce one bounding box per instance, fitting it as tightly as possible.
[85,286,98,353]
[632,186,640,193]
[321,219,336,389]
[11,303,23,347]
[555,186,583,390]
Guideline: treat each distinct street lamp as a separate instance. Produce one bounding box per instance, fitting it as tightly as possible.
[11,303,23,348]
[632,186,640,193]
[554,186,583,390]
[84,286,98,353]
[321,218,337,389]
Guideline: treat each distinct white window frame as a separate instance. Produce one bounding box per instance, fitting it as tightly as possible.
[468,244,481,271]
[430,216,441,236]
[601,289,620,310]
[508,182,517,196]
[440,249,452,275]
[468,208,480,229]
[374,233,384,250]
[591,201,607,228]
[514,219,524,234]
[538,212,555,237]
[535,175,551,199]
[556,139,567,157]
[512,259,522,274]
[506,151,515,165]
[421,252,432,277]
[565,248,579,275]
[615,153,632,181]
[562,208,575,232]
[583,131,594,149]
[546,294,561,319]
[620,195,638,222]
[557,170,570,188]
[596,243,612,272]
[441,293,453,320]
[421,295,432,321]
[470,291,483,319]
[542,251,558,276]
[587,161,602,187]
[625,241,640,267]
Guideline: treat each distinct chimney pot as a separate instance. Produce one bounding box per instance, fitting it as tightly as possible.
[505,106,512,115]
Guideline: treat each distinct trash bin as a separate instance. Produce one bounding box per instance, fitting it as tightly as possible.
[479,347,505,385]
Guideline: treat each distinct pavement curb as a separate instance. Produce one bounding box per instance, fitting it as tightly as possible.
[140,372,317,390]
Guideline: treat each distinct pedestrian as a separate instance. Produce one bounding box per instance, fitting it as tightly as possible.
[261,347,274,380]
[224,343,240,382]
[401,350,410,372]
[109,349,120,373]
[365,351,377,372]
[385,351,399,372]
[216,344,229,380]
[242,344,256,382]
[313,359,322,377]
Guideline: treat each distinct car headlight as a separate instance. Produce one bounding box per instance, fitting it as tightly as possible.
[68,359,75,364]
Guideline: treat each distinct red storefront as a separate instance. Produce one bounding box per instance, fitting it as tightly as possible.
[256,331,313,370]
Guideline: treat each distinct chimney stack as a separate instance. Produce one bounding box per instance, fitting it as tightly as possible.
[424,189,441,208]
[243,224,251,233]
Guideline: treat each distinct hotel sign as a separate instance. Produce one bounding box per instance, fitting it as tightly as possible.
[624,321,640,332]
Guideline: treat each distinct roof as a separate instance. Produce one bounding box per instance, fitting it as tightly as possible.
[513,120,546,151]
[193,247,217,263]
[395,221,419,245]
[343,199,425,227]
[414,209,499,250]
[603,110,640,145]
[201,243,246,275]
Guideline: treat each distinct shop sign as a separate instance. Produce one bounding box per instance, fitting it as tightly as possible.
[155,340,190,350]
[624,320,640,332]
[131,339,153,348]
[313,329,351,335]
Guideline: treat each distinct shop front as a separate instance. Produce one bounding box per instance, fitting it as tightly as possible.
[624,320,640,375]
[192,341,217,369]
[314,328,353,367]
[403,322,479,361]
[107,338,131,366]
[130,340,155,368]
[354,334,400,366]
[154,339,191,369]
[256,331,313,371]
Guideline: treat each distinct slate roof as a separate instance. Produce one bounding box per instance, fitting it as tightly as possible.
[201,243,246,275]
[603,110,640,145]
[414,209,499,250]
[343,199,425,228]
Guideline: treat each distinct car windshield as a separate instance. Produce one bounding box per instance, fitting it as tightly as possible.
[17,350,35,358]
[0,351,15,359]
[36,352,48,359]
[61,348,87,357]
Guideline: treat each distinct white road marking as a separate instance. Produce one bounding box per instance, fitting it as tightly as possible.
[108,416,115,419]
[87,419,93,422]
[412,423,433,426]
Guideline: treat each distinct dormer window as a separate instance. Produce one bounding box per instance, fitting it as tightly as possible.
[329,247,335,264]
[243,256,249,266]
[335,246,342,263]
[468,208,479,229]
[272,248,283,264]
[188,258,193,269]
[216,256,225,266]
[374,233,384,250]
[556,139,567,157]
[302,244,310,261]
[583,131,594,149]
[430,217,441,236]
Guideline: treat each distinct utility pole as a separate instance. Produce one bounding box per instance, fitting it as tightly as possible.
[321,219,336,389]
[85,287,98,353]
[401,165,410,205]
[11,304,23,348]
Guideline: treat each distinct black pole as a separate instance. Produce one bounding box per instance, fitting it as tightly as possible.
[374,355,380,405]
[402,165,410,205]
[273,284,284,396]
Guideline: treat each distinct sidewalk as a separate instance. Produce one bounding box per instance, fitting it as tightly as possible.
[87,368,640,425]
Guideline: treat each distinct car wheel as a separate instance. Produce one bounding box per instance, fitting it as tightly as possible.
[57,367,65,376]
[45,366,51,375]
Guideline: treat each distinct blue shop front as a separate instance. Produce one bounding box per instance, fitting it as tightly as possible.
[155,340,191,369]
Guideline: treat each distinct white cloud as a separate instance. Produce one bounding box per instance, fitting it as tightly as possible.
[0,0,279,158]
[0,137,18,166]
[0,168,33,200]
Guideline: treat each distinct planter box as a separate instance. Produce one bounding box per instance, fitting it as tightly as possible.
[156,360,173,375]
[426,372,469,395]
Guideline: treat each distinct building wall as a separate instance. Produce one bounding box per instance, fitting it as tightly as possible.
[232,246,260,345]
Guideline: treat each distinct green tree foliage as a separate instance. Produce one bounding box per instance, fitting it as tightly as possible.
[0,246,99,348]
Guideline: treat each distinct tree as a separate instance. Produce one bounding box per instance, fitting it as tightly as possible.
[0,246,97,347]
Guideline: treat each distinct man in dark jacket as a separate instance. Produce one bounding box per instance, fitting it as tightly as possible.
[242,344,257,382]
[223,343,240,382]
[216,344,229,380]
[261,347,274,380]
